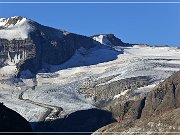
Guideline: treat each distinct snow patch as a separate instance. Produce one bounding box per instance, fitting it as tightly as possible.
[0,18,7,27]
[0,65,17,77]
[113,89,129,99]
[135,84,157,94]
[93,35,112,45]
[6,51,27,65]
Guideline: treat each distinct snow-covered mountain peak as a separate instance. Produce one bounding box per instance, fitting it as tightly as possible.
[0,16,34,40]
[0,16,29,28]
[92,34,112,45]
[92,34,125,46]
[0,16,69,41]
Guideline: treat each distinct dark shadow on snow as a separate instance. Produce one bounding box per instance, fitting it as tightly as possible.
[39,46,123,74]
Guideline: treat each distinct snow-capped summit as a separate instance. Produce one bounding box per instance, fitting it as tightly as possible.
[92,34,112,45]
[92,34,125,46]
[0,16,27,28]
[0,16,33,40]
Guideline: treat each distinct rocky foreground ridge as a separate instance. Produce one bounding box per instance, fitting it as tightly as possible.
[93,70,180,134]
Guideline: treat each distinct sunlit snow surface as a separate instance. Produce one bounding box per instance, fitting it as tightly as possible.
[1,45,180,122]
[93,35,112,45]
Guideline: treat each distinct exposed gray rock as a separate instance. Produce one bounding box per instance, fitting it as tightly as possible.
[79,76,151,105]
[141,70,180,119]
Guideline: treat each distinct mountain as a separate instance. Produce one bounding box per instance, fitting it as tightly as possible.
[0,103,32,132]
[1,16,180,134]
[1,16,115,77]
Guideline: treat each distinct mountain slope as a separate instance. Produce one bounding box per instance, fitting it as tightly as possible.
[0,16,103,77]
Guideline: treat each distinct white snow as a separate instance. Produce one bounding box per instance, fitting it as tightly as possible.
[0,65,17,78]
[0,18,33,40]
[6,51,27,65]
[0,83,46,122]
[0,18,7,27]
[23,82,94,115]
[93,35,112,45]
[134,83,157,94]
[113,89,129,99]
[99,46,180,85]
[0,50,28,78]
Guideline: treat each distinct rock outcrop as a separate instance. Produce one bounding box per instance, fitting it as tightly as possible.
[141,70,180,118]
[79,76,151,106]
[93,71,180,134]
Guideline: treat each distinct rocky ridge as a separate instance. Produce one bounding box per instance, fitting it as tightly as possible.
[93,70,180,134]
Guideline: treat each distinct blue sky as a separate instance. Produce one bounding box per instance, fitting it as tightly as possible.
[0,1,180,46]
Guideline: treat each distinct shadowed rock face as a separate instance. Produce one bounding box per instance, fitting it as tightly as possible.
[0,103,32,132]
[103,34,124,46]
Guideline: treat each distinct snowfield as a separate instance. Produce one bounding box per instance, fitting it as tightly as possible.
[0,44,180,126]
